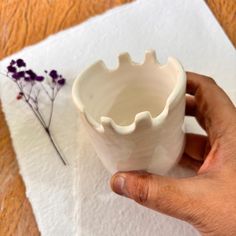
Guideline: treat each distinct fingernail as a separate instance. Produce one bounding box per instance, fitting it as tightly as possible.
[111,175,127,197]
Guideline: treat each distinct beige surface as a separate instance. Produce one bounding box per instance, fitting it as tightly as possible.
[0,0,235,235]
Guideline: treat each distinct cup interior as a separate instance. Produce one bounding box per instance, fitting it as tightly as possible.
[78,61,179,126]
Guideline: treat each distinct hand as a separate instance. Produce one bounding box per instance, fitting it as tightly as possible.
[110,72,236,236]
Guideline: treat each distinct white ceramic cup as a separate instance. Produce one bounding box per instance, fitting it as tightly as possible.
[72,50,186,175]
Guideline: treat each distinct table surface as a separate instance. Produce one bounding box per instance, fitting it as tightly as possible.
[0,0,235,235]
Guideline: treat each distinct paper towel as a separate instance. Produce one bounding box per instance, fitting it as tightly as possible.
[0,0,235,235]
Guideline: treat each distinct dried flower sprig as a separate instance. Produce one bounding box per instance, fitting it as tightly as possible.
[4,59,67,165]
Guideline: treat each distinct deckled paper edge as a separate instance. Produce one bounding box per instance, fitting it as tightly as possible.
[0,0,235,235]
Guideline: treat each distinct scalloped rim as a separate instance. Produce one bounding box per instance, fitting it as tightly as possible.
[72,50,186,134]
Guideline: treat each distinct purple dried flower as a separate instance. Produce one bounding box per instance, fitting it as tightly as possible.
[7,65,17,73]
[12,71,25,80]
[16,95,22,100]
[16,59,26,67]
[49,70,58,79]
[24,76,31,81]
[18,71,25,77]
[12,73,19,80]
[35,76,44,82]
[57,78,66,86]
[16,92,24,100]
[26,69,37,80]
[4,58,67,165]
[10,60,16,66]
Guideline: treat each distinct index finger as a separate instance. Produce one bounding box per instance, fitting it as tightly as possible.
[186,72,236,143]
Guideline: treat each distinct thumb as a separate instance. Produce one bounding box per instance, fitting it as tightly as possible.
[110,171,205,223]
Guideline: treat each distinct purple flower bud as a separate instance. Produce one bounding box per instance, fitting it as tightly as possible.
[18,71,25,77]
[7,65,17,73]
[16,92,24,100]
[35,76,44,82]
[12,71,25,80]
[16,59,26,67]
[16,94,23,100]
[26,70,37,80]
[10,60,16,66]
[57,78,66,86]
[49,70,58,79]
[24,76,31,81]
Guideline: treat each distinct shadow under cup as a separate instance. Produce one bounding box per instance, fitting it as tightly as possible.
[73,52,186,175]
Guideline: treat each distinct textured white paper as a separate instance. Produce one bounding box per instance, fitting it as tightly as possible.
[0,0,236,235]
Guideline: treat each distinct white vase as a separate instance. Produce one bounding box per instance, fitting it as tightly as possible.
[72,50,186,175]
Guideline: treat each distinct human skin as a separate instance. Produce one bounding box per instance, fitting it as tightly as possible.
[110,72,236,236]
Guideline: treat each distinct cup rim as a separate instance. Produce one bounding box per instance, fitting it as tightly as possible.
[72,50,186,134]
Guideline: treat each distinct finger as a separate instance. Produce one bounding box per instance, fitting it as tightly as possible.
[185,133,209,161]
[111,171,204,223]
[185,95,196,116]
[186,72,236,143]
[179,154,203,172]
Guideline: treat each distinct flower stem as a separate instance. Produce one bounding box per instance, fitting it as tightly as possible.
[27,100,47,127]
[2,73,67,165]
[27,82,33,101]
[16,81,47,127]
[48,98,54,128]
[16,80,67,165]
[45,128,67,165]
[35,106,47,128]
[40,83,52,100]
